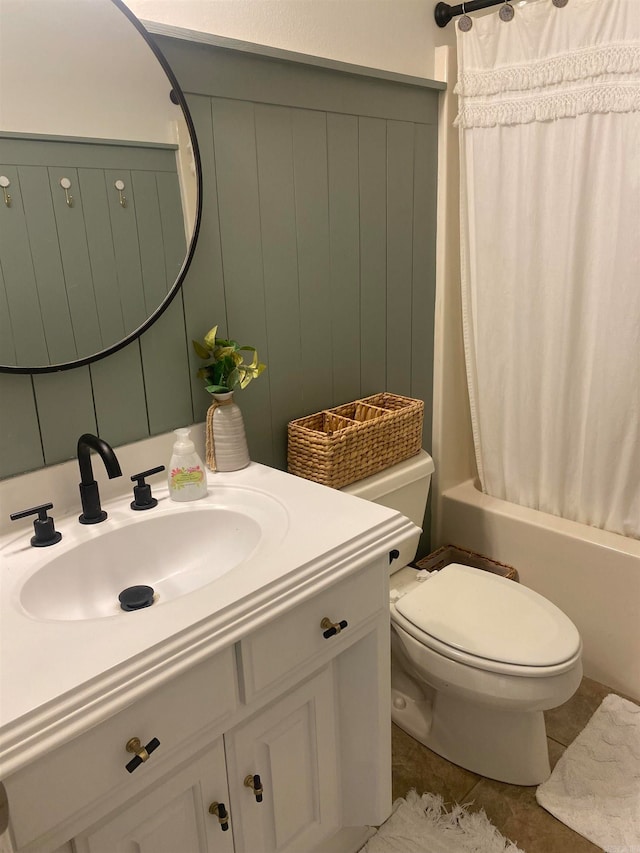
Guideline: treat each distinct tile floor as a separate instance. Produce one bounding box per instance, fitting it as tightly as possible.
[391,676,638,853]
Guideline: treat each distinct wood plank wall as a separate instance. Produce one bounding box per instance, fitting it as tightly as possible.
[0,38,440,493]
[0,137,184,367]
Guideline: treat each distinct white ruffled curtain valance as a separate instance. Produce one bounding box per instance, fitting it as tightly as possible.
[455,0,640,127]
[456,0,640,539]
[456,43,640,96]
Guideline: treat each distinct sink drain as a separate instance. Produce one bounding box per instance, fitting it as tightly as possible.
[119,585,155,612]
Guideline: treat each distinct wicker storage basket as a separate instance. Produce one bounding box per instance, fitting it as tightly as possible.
[414,545,519,582]
[287,392,424,489]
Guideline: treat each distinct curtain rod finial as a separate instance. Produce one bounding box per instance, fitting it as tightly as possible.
[435,2,454,28]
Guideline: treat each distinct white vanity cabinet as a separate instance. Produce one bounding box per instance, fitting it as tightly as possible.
[2,556,391,853]
[74,738,233,853]
[72,669,339,853]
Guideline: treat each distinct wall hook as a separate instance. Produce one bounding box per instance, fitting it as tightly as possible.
[114,179,127,208]
[0,176,12,207]
[59,177,73,207]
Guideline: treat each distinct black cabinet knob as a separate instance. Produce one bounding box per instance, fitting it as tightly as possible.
[209,801,230,830]
[125,736,160,773]
[321,617,348,639]
[244,773,263,802]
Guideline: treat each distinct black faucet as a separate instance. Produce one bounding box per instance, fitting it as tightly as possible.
[77,433,122,524]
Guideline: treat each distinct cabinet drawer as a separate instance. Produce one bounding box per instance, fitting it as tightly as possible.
[6,648,237,850]
[239,561,385,699]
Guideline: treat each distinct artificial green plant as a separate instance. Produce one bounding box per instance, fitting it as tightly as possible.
[193,325,266,394]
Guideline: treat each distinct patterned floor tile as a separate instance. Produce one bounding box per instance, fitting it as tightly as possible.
[391,723,479,803]
[390,676,640,852]
[544,675,637,747]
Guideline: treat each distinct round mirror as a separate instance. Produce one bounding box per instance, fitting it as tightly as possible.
[0,0,201,373]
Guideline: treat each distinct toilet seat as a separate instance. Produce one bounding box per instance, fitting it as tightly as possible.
[391,564,581,677]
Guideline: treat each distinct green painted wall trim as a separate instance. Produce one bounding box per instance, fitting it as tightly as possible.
[157,36,439,125]
[0,131,178,150]
[0,137,178,169]
[146,21,447,93]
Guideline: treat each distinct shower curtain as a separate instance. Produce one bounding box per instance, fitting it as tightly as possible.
[456,0,640,539]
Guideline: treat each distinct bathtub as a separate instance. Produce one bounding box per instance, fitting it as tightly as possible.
[437,479,640,701]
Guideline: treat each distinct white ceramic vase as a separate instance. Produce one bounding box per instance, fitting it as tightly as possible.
[206,391,250,472]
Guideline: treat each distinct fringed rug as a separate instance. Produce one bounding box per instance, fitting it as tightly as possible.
[360,790,524,853]
[536,694,640,852]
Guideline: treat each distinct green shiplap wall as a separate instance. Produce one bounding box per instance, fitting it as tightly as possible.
[0,138,184,367]
[0,38,440,506]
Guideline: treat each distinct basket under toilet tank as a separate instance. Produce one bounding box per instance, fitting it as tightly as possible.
[342,451,583,785]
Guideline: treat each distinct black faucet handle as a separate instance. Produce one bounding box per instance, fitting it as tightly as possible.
[130,466,166,511]
[10,502,62,547]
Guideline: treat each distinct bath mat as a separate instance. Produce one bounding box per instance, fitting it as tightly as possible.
[360,789,524,853]
[536,694,640,852]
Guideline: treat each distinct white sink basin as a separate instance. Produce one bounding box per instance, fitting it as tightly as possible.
[18,487,289,622]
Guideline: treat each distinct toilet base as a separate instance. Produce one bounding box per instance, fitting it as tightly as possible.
[391,685,551,785]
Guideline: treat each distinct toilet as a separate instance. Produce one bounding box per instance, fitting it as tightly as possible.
[342,451,583,785]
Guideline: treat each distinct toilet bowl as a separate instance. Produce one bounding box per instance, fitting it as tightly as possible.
[342,451,583,785]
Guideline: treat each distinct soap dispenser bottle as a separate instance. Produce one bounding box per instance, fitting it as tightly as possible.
[168,428,208,502]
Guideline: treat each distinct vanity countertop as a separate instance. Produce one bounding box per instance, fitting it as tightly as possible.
[0,462,417,777]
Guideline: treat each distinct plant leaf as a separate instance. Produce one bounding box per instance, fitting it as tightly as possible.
[192,340,211,360]
[226,366,241,389]
[215,345,237,360]
[203,326,218,350]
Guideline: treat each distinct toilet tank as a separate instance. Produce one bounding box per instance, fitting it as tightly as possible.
[341,450,434,570]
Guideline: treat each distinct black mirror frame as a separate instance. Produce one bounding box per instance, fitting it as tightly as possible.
[0,0,203,375]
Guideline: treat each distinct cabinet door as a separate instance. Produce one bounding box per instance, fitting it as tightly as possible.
[226,667,340,853]
[74,739,233,853]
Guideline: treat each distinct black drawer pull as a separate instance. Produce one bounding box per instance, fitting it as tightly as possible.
[125,736,160,773]
[209,801,230,830]
[321,617,348,639]
[244,773,263,802]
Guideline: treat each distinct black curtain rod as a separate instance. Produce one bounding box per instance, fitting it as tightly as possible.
[434,0,513,27]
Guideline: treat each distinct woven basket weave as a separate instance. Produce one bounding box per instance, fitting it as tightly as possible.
[287,393,424,489]
[414,545,519,582]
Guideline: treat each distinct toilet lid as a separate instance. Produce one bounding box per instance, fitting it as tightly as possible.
[394,564,581,667]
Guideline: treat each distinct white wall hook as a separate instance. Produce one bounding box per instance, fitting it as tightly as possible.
[0,175,11,207]
[114,179,127,208]
[59,177,73,207]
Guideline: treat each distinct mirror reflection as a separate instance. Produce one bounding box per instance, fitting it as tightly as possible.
[0,0,197,371]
